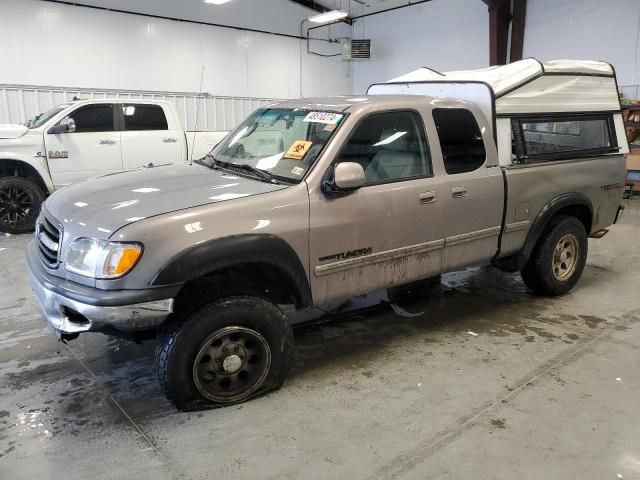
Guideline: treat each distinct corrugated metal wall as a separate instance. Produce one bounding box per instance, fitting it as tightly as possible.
[8,83,638,125]
[621,85,640,101]
[0,84,281,131]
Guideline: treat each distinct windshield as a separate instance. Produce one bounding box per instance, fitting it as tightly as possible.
[23,104,70,129]
[207,108,346,182]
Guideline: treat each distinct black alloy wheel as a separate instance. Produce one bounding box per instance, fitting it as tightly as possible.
[0,177,45,234]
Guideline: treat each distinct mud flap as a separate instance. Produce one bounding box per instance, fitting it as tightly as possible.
[614,204,625,224]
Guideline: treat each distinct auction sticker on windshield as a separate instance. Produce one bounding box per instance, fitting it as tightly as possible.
[303,111,344,124]
[284,141,312,160]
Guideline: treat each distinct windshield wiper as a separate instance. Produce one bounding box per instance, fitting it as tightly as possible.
[205,154,280,184]
[226,163,281,184]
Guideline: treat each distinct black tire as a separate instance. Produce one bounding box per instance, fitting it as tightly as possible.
[156,296,293,411]
[521,215,588,296]
[0,177,45,234]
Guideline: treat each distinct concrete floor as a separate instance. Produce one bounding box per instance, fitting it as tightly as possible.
[1,201,639,480]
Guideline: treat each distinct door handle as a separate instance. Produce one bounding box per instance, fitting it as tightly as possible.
[99,139,116,145]
[163,138,177,143]
[451,186,467,199]
[419,191,437,205]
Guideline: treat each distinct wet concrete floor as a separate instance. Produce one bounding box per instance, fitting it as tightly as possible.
[0,201,639,479]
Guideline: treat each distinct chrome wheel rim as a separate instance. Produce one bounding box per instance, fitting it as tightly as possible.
[552,234,579,281]
[0,184,36,229]
[192,326,271,403]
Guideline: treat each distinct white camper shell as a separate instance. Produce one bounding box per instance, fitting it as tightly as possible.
[367,58,628,166]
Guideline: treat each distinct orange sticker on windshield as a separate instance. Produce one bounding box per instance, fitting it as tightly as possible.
[284,141,312,160]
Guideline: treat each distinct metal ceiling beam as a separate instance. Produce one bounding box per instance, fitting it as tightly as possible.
[509,0,527,62]
[487,0,511,65]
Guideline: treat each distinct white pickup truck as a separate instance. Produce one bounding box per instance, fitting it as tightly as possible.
[0,99,227,233]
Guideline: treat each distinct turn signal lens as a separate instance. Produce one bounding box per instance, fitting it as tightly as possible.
[104,244,143,277]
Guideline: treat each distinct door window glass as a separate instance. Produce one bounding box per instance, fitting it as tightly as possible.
[336,110,431,184]
[122,104,168,131]
[432,108,486,174]
[69,105,114,133]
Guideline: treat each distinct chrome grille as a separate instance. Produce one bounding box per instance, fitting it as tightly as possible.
[36,212,62,268]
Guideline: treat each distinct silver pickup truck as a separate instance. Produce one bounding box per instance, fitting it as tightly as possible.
[26,59,627,410]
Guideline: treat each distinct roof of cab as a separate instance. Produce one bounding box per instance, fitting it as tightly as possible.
[70,98,170,105]
[267,95,444,112]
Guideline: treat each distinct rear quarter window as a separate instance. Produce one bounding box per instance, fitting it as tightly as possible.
[432,108,486,174]
[122,104,168,131]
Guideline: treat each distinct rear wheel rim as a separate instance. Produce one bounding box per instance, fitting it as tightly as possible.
[192,326,271,403]
[0,184,37,229]
[552,233,579,281]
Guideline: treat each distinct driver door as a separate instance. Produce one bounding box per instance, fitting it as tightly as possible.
[45,103,122,187]
[307,109,448,304]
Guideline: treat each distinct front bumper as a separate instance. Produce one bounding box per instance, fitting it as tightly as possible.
[26,240,178,338]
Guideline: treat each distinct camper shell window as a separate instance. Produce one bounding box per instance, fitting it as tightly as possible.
[511,114,618,163]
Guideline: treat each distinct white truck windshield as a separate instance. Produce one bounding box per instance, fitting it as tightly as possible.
[24,104,70,129]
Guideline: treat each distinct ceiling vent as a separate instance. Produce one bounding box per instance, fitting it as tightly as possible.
[342,39,371,60]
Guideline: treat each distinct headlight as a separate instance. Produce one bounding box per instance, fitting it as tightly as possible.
[65,238,143,279]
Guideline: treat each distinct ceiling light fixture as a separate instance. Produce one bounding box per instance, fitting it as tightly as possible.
[308,10,348,24]
[203,0,234,5]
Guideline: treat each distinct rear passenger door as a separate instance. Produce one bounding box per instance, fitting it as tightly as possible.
[431,108,504,270]
[119,103,182,169]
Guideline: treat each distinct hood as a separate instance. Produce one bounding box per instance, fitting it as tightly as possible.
[0,123,29,139]
[44,162,288,237]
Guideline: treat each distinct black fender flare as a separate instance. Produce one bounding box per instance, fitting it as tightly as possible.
[494,192,593,272]
[150,234,312,308]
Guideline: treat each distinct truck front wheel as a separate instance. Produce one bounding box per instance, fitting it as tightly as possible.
[520,215,588,296]
[0,177,45,234]
[156,296,294,410]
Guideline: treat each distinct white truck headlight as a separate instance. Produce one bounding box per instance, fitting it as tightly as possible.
[65,238,143,279]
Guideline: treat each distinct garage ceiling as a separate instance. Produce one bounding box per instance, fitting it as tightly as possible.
[308,0,430,18]
[41,0,349,37]
[45,0,427,23]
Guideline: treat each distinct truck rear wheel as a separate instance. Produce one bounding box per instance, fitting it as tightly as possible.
[520,215,587,296]
[0,177,45,234]
[155,296,294,410]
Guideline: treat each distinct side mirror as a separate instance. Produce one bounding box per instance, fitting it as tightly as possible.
[49,117,76,134]
[323,162,365,194]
